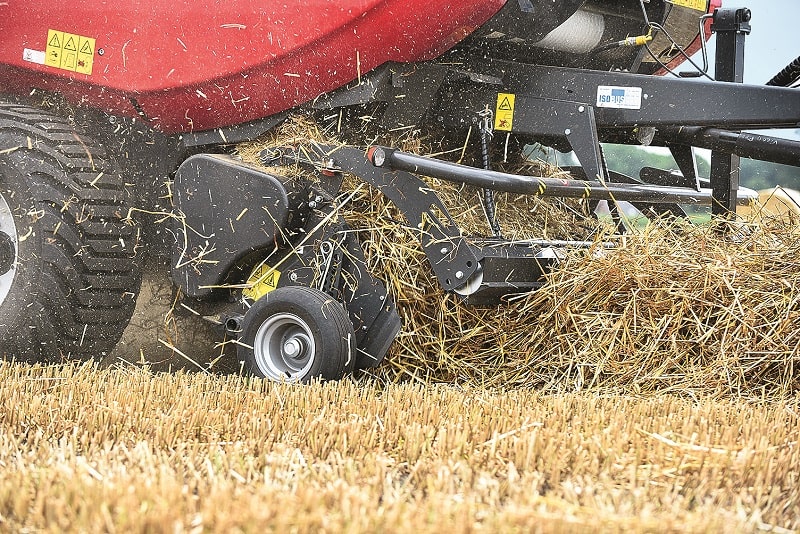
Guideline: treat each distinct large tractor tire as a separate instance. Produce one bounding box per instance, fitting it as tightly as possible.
[0,102,140,362]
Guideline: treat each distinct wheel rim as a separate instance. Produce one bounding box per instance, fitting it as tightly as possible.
[252,312,316,381]
[0,191,18,306]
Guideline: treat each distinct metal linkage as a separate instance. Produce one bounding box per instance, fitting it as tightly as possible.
[273,144,607,302]
[271,144,484,293]
[366,146,755,206]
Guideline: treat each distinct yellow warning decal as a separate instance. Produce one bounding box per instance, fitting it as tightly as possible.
[243,264,282,301]
[668,0,708,12]
[45,29,95,75]
[494,93,515,132]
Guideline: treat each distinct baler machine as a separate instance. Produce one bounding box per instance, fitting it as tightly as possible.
[0,0,799,381]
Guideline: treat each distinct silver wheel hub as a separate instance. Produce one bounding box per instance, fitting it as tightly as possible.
[282,338,303,358]
[0,192,18,306]
[253,312,315,381]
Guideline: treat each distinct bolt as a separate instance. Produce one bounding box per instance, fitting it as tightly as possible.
[440,247,449,255]
[289,272,298,282]
[283,339,302,358]
[372,147,386,166]
[565,128,571,136]
[455,270,464,280]
[578,106,585,113]
[308,201,317,209]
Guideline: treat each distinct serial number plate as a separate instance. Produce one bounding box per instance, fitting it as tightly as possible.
[596,86,642,110]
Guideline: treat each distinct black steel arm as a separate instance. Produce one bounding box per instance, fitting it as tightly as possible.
[661,127,800,168]
[367,146,754,206]
[493,64,800,131]
[270,145,484,293]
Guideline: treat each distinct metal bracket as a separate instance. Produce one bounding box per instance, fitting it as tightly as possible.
[709,7,751,216]
[512,96,608,183]
[667,144,702,190]
[271,144,484,293]
[317,233,345,294]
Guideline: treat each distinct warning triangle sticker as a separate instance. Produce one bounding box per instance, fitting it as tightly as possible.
[79,40,92,54]
[63,36,77,51]
[498,97,513,111]
[48,34,61,48]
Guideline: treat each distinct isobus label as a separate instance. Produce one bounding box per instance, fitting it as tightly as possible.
[596,86,642,110]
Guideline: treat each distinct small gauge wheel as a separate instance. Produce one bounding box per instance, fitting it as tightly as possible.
[237,286,356,382]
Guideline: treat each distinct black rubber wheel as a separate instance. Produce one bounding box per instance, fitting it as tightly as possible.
[237,286,356,383]
[0,102,140,362]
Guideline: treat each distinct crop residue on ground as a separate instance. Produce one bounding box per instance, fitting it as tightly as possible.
[0,362,797,532]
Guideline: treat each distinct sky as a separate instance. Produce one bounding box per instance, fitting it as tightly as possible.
[699,1,799,85]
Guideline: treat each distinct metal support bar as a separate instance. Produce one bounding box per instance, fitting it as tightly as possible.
[661,126,800,168]
[367,146,754,205]
[451,61,800,131]
[509,96,609,183]
[709,7,750,216]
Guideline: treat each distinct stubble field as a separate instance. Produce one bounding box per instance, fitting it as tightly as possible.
[0,362,797,532]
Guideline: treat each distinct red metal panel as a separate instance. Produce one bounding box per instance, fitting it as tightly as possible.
[654,0,722,76]
[0,1,505,133]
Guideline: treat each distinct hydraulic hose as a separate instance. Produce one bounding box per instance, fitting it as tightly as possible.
[766,55,800,87]
[591,34,652,54]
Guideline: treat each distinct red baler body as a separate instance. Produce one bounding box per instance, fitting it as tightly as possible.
[0,1,505,133]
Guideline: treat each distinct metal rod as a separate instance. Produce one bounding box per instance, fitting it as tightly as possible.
[367,146,754,205]
[661,126,800,168]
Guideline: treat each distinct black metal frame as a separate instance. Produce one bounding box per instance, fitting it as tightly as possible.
[322,8,799,216]
[708,7,749,215]
[262,8,800,302]
[440,59,799,200]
